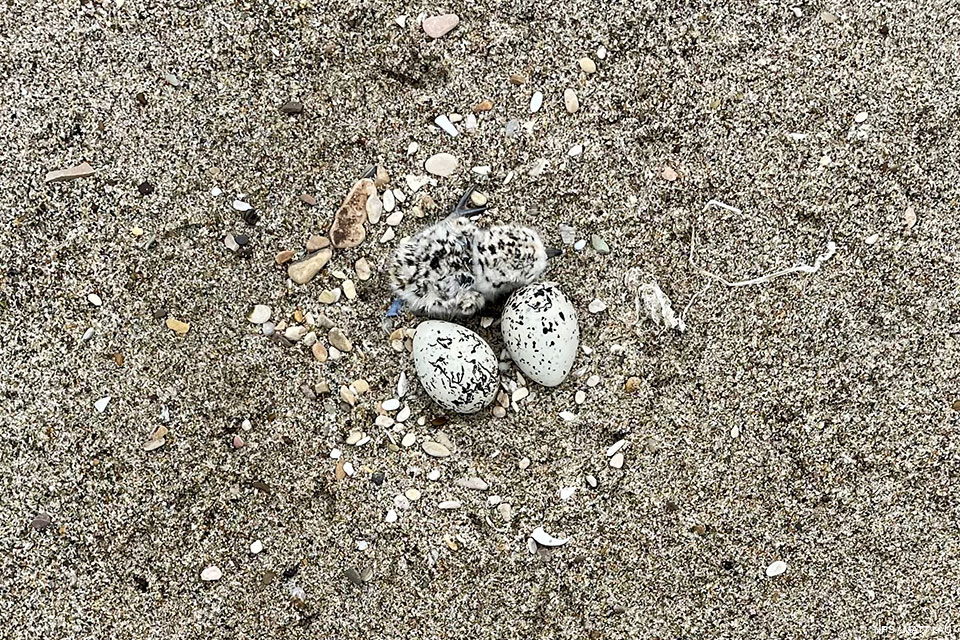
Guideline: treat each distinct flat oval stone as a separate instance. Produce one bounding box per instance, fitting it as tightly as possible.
[422,441,451,458]
[424,153,458,177]
[422,13,459,38]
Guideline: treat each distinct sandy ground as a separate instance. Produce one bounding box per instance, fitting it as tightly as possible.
[3,0,960,637]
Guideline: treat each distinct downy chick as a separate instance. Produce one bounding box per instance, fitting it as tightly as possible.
[390,186,558,320]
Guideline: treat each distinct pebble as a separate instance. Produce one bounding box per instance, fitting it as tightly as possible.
[223,233,239,252]
[509,73,527,85]
[330,178,376,249]
[427,469,441,481]
[531,526,569,547]
[401,433,417,447]
[579,57,597,73]
[422,441,451,458]
[563,88,580,113]
[342,279,357,300]
[559,411,577,422]
[661,166,678,181]
[343,461,355,476]
[438,500,461,510]
[588,299,607,314]
[280,100,303,114]
[356,540,369,551]
[519,457,531,469]
[587,375,601,387]
[311,343,328,362]
[559,224,576,245]
[766,560,788,577]
[340,386,356,406]
[379,228,396,243]
[574,239,587,251]
[624,376,641,393]
[434,114,459,138]
[45,161,95,183]
[610,452,624,469]
[591,234,610,254]
[425,153,458,177]
[94,396,111,413]
[864,233,879,245]
[404,488,421,501]
[497,503,512,521]
[560,487,576,500]
[512,387,529,403]
[248,305,271,324]
[396,405,411,422]
[854,111,868,123]
[233,435,245,449]
[232,199,253,212]
[318,290,336,304]
[345,567,363,585]
[346,431,364,445]
[306,235,329,252]
[606,439,626,457]
[597,45,607,59]
[474,99,494,111]
[354,258,372,281]
[82,327,94,341]
[568,144,583,157]
[250,540,263,554]
[492,406,507,418]
[407,141,419,155]
[300,193,317,206]
[575,390,586,404]
[284,326,307,342]
[376,415,395,428]
[487,495,501,506]
[464,113,477,130]
[87,293,103,306]
[397,371,409,397]
[385,509,398,523]
[529,91,544,113]
[386,210,404,226]
[382,189,396,213]
[324,328,351,353]
[329,346,343,360]
[200,566,222,582]
[31,513,52,530]
[382,398,401,411]
[274,250,294,264]
[586,474,598,488]
[422,13,459,38]
[457,477,489,490]
[288,248,332,285]
[330,448,342,459]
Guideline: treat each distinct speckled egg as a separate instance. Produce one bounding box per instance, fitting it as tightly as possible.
[412,321,499,414]
[501,282,579,387]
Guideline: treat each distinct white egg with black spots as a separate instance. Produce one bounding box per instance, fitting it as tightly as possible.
[501,282,579,387]
[412,321,498,414]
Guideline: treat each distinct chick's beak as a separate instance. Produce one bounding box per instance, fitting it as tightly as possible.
[545,246,563,258]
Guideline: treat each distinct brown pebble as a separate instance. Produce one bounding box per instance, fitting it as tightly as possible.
[374,166,390,187]
[165,318,190,335]
[330,178,376,249]
[312,342,328,362]
[661,166,678,182]
[45,162,95,184]
[509,73,527,85]
[274,250,294,264]
[300,193,317,206]
[474,99,494,112]
[328,328,353,352]
[624,376,641,393]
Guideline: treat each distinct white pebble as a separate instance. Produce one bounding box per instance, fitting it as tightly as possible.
[559,411,577,422]
[464,113,477,130]
[854,111,868,123]
[200,566,222,581]
[427,468,441,481]
[574,239,587,251]
[396,405,411,422]
[382,189,396,212]
[94,396,111,413]
[232,199,252,212]
[587,375,601,387]
[438,500,462,510]
[330,448,342,459]
[407,141,419,155]
[610,452,624,469]
[87,293,102,306]
[82,327,94,341]
[766,560,788,577]
[385,508,398,523]
[575,390,586,405]
[382,398,401,411]
[519,457,531,470]
[356,540,369,551]
[606,439,626,457]
[588,299,607,313]
[568,144,583,157]
[559,487,576,500]
[597,45,607,60]
[530,91,544,113]
[586,474,598,488]
[434,114,459,137]
[249,540,263,554]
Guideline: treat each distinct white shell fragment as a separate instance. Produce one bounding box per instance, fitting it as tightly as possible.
[640,283,685,332]
[412,321,498,413]
[530,526,570,547]
[766,560,788,577]
[425,153,458,177]
[588,299,607,314]
[94,396,111,413]
[530,91,543,113]
[434,114,459,137]
[200,566,222,581]
[501,283,579,387]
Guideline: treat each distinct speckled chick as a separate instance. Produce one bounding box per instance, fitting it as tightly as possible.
[390,187,552,320]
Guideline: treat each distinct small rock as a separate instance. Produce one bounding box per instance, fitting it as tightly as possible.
[588,299,607,314]
[284,326,307,342]
[311,343,328,362]
[579,57,597,73]
[456,477,489,490]
[300,193,317,206]
[379,227,396,244]
[820,10,838,23]
[223,234,239,252]
[425,153,458,177]
[610,452,624,469]
[163,73,182,87]
[232,199,253,212]
[438,500,461,510]
[405,488,422,501]
[250,540,263,554]
[248,305,271,324]
[374,165,390,188]
[568,144,583,157]
[31,513,52,530]
[422,441,451,458]
[200,566,222,582]
[530,91,544,113]
[274,250,294,264]
[385,509,398,523]
[382,189,396,213]
[306,235,329,252]
[280,100,303,114]
[345,567,363,585]
[87,293,103,306]
[624,376,641,393]
[233,435,245,449]
[166,318,190,335]
[509,73,527,85]
[474,99,494,112]
[287,248,332,285]
[45,162,95,183]
[766,560,788,577]
[586,474,598,488]
[519,457,531,469]
[591,235,610,254]
[563,88,580,113]
[382,398,401,411]
[434,114,459,138]
[401,433,417,447]
[422,13,459,38]
[330,178,377,249]
[854,111,868,123]
[497,502,512,521]
[661,166,678,181]
[82,327,94,341]
[355,258,372,281]
[575,390,586,404]
[328,328,353,352]
[138,181,155,196]
[385,210,404,226]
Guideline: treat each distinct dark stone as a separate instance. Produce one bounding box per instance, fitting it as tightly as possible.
[282,565,300,580]
[345,567,362,585]
[234,234,249,246]
[280,100,303,114]
[242,209,259,226]
[138,181,155,196]
[237,245,254,258]
[152,308,169,319]
[370,471,385,486]
[721,559,735,571]
[133,575,149,591]
[136,92,147,106]
[31,513,52,530]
